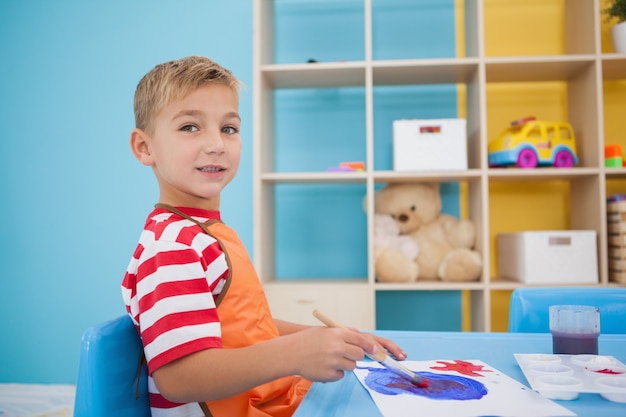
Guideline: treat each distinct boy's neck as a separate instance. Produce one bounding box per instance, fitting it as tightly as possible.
[157,196,220,212]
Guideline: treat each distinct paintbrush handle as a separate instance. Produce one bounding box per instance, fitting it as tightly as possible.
[312,309,387,362]
[312,309,344,329]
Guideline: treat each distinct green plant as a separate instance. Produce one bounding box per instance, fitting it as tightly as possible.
[604,0,626,23]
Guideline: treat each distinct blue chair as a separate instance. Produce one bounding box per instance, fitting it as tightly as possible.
[509,287,626,333]
[74,315,151,417]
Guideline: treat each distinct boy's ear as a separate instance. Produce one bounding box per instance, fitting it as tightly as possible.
[130,128,154,166]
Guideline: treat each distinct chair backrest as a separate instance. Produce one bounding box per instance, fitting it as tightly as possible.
[508,287,626,333]
[74,315,151,417]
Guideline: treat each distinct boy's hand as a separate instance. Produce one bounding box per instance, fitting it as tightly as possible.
[286,327,376,382]
[369,334,407,361]
[341,326,407,361]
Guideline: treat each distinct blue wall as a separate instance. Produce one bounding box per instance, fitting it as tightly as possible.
[0,0,253,384]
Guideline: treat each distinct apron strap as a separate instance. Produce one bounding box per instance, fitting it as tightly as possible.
[154,203,232,307]
[134,349,146,400]
[199,401,215,417]
[154,203,220,233]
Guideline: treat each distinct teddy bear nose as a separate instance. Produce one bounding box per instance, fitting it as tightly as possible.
[398,214,409,223]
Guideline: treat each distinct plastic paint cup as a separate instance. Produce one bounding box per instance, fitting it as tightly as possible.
[534,375,584,401]
[595,377,626,403]
[549,305,600,355]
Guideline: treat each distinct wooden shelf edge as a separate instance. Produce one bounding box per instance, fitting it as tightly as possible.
[262,279,369,286]
[374,281,485,291]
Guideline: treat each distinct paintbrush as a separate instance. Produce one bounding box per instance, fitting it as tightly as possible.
[312,309,428,387]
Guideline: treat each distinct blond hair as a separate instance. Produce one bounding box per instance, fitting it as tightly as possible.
[133,55,241,134]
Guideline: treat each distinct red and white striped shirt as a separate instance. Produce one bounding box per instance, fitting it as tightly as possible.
[121,206,229,417]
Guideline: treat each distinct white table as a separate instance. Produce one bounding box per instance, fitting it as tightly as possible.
[0,383,75,417]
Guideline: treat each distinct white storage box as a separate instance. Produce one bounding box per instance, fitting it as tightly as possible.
[393,118,467,171]
[497,231,598,284]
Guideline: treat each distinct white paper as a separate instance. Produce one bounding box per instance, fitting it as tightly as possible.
[354,359,575,417]
[0,384,75,417]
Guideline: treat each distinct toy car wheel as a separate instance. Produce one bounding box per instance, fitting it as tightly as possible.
[516,148,538,168]
[553,150,575,168]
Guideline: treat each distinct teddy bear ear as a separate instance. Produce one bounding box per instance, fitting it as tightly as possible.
[428,182,440,193]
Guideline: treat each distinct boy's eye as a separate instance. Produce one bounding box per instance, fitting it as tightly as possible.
[222,126,239,134]
[181,124,198,132]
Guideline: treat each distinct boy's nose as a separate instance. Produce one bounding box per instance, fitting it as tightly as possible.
[202,131,225,153]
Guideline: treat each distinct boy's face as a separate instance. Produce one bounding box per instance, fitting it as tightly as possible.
[132,83,241,210]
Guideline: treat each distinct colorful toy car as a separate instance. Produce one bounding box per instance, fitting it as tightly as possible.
[488,117,579,168]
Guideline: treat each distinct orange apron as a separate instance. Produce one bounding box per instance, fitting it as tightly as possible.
[156,205,312,417]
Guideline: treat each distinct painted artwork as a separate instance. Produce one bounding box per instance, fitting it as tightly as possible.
[353,359,575,417]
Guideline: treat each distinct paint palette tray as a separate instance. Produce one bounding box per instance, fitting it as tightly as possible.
[515,353,626,402]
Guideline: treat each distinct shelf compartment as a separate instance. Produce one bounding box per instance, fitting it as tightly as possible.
[371,0,458,61]
[489,177,604,284]
[372,83,471,171]
[483,0,597,57]
[485,75,601,169]
[264,281,373,328]
[602,78,626,156]
[272,182,368,281]
[272,0,365,65]
[375,290,464,331]
[273,86,366,173]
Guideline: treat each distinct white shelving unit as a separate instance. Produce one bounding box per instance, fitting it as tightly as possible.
[252,0,626,331]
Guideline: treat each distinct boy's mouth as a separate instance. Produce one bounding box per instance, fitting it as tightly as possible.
[199,166,224,173]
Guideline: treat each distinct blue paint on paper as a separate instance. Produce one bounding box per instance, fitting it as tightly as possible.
[359,366,488,400]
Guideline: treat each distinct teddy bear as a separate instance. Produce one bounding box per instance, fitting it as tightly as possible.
[374,182,482,282]
[373,213,420,283]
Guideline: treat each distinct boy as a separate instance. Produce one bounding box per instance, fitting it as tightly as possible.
[122,55,406,417]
